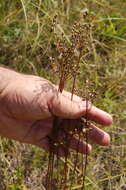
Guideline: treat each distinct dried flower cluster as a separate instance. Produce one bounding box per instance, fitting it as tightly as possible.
[56,20,92,93]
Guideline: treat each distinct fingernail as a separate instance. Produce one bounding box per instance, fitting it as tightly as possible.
[88,144,92,153]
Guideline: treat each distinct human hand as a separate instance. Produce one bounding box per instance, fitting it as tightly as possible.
[0,68,112,156]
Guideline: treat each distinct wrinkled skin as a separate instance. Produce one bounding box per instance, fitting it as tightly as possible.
[0,68,112,156]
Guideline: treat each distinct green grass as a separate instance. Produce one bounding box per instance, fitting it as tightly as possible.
[0,0,126,189]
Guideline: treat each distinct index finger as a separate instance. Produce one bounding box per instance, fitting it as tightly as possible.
[86,104,113,126]
[62,90,112,126]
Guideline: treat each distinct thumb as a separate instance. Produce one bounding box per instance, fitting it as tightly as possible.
[50,93,90,119]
